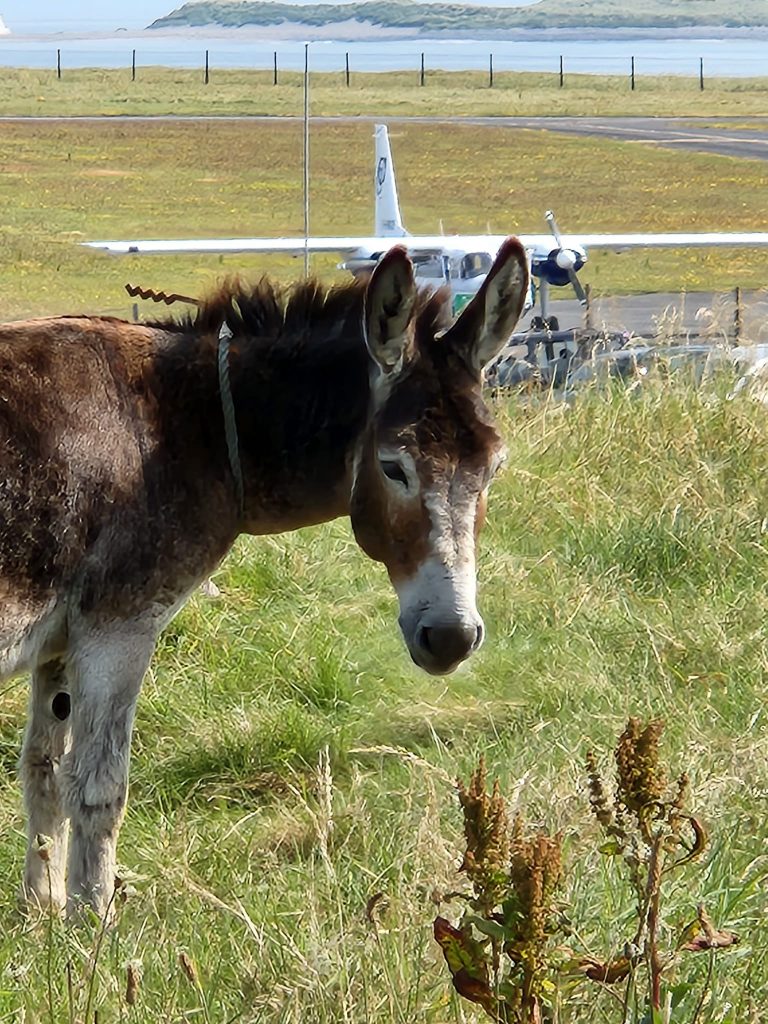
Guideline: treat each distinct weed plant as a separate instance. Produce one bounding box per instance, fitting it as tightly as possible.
[434,719,740,1022]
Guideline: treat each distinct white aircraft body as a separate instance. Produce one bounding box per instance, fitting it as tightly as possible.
[85,124,768,326]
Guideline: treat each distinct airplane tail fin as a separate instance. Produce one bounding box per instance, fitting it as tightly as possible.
[374,124,407,238]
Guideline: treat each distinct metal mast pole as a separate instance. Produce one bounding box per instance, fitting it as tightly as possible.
[303,42,310,277]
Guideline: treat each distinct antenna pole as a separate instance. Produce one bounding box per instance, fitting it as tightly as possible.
[303,43,310,277]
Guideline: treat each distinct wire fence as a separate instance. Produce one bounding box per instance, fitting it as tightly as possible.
[1,40,768,83]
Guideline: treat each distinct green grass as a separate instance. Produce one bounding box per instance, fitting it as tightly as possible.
[2,106,768,1021]
[4,66,768,118]
[2,377,768,1021]
[2,117,768,322]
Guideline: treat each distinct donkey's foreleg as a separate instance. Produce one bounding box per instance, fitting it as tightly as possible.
[20,659,72,913]
[61,630,154,918]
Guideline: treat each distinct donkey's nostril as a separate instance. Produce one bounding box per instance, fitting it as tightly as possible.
[417,625,434,655]
[414,622,480,673]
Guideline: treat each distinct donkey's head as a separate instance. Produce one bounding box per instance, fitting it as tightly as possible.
[350,238,529,675]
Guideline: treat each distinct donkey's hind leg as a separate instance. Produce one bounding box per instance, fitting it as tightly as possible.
[20,659,72,913]
[61,627,154,919]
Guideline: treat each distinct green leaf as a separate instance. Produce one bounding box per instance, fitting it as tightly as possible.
[467,915,507,942]
[598,839,623,856]
[500,897,523,924]
[669,982,692,1008]
[433,916,489,981]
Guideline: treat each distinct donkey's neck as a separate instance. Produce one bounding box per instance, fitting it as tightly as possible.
[227,320,372,535]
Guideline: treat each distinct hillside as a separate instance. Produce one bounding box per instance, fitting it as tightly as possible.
[150,0,768,32]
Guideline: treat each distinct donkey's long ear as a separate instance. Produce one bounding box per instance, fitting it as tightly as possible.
[364,245,417,375]
[443,237,530,374]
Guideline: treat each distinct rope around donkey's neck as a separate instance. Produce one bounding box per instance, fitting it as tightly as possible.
[217,321,244,518]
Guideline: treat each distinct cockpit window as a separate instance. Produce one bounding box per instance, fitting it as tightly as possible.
[460,252,493,279]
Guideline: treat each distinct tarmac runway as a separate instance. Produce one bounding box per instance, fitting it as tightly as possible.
[5,114,768,162]
[418,116,768,163]
[535,287,768,342]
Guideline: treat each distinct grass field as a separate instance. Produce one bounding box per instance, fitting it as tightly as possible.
[2,98,768,1022]
[2,378,767,1022]
[4,66,768,119]
[2,117,768,321]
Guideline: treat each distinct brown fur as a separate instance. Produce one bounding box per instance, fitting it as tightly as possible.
[0,239,529,916]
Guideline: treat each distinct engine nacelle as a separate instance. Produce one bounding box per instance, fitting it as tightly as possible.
[532,248,587,287]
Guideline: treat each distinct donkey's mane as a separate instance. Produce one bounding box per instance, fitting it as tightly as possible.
[150,274,452,356]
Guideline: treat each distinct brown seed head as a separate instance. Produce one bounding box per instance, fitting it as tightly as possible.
[125,961,141,1006]
[457,758,510,908]
[508,821,563,950]
[615,718,667,821]
[585,751,614,831]
[178,951,199,988]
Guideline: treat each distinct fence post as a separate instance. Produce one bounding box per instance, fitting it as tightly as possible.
[699,57,704,90]
[345,51,350,87]
[57,48,61,80]
[132,303,139,322]
[420,52,425,86]
[734,286,743,342]
[273,50,278,85]
[630,55,635,91]
[489,52,493,88]
[559,54,564,88]
[131,48,136,82]
[204,49,209,85]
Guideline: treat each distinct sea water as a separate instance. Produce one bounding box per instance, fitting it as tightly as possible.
[0,32,765,78]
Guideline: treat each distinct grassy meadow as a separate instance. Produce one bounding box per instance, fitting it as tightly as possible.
[2,379,768,1022]
[5,66,768,119]
[1,107,768,1021]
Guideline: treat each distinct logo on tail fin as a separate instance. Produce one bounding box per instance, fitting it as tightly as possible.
[376,157,387,196]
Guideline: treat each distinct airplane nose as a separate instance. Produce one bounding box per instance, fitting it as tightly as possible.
[412,620,484,675]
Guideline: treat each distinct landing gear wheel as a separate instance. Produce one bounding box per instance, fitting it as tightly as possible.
[545,316,559,332]
[530,316,546,331]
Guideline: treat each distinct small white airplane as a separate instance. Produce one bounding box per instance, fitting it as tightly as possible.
[85,124,768,330]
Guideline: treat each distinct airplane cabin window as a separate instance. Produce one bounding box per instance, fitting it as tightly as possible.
[415,260,446,279]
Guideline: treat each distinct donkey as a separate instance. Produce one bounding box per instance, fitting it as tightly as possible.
[0,238,529,917]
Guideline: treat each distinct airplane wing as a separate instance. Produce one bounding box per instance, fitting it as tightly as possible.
[83,231,768,258]
[82,236,390,256]
[545,232,768,250]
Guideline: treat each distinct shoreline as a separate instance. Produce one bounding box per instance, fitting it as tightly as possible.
[5,24,768,43]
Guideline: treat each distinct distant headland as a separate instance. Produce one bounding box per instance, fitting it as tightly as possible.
[148,0,768,36]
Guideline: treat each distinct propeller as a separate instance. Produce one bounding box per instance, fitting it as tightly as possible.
[545,209,587,305]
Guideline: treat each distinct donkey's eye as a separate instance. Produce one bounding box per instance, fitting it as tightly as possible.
[381,460,409,488]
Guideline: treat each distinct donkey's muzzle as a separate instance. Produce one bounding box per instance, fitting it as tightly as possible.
[412,620,483,675]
